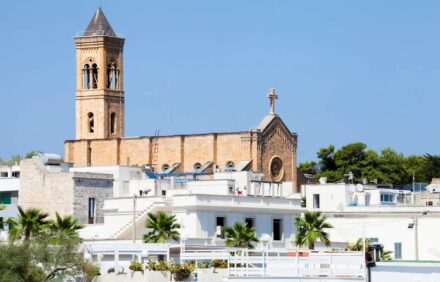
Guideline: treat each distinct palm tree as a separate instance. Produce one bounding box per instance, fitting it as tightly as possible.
[294,211,333,250]
[8,206,49,240]
[346,238,371,251]
[380,246,393,261]
[224,222,259,249]
[50,212,84,235]
[143,211,181,243]
[347,238,393,261]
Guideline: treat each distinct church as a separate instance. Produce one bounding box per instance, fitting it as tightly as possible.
[64,8,300,193]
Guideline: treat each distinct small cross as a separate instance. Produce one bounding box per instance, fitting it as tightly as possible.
[268,88,278,114]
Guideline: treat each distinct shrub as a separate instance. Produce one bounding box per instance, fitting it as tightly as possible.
[170,263,195,281]
[146,260,170,271]
[196,261,209,269]
[82,263,101,282]
[129,261,143,272]
[211,259,228,269]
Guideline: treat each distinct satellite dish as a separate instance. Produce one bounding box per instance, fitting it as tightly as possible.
[349,184,356,192]
[355,184,364,192]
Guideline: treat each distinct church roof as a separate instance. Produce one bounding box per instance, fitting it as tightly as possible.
[84,8,117,37]
[256,113,277,131]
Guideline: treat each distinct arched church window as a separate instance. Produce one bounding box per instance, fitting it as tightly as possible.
[194,162,202,172]
[162,164,170,172]
[91,64,98,89]
[107,63,118,89]
[225,161,235,171]
[83,64,90,89]
[110,112,116,134]
[88,112,95,133]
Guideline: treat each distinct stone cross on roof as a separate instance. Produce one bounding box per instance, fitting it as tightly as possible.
[268,88,278,115]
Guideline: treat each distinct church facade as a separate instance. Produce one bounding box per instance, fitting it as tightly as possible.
[64,8,300,192]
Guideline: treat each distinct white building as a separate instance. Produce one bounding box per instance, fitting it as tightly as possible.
[78,168,302,251]
[305,183,440,261]
[0,165,20,225]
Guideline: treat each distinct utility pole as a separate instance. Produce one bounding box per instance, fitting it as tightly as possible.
[414,216,419,261]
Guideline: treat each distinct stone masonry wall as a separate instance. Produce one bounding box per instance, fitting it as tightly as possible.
[73,174,113,224]
[19,159,75,218]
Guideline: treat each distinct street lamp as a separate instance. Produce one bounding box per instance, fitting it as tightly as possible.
[261,233,271,276]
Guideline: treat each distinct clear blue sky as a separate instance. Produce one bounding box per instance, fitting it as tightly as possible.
[1,1,440,163]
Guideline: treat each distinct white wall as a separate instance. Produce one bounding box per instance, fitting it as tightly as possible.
[174,209,298,249]
[306,184,348,211]
[371,262,440,282]
[326,215,440,261]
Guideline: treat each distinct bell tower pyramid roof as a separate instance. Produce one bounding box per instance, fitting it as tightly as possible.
[83,8,117,37]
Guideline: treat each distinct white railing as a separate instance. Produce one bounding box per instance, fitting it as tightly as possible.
[181,249,365,279]
[172,194,301,210]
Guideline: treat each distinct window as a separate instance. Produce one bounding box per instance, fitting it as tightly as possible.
[216,216,226,239]
[380,194,394,203]
[313,194,320,209]
[88,113,95,133]
[394,242,402,259]
[225,161,235,171]
[427,201,433,206]
[11,171,20,178]
[245,218,255,229]
[91,64,98,89]
[110,112,116,134]
[83,64,90,89]
[87,148,92,167]
[273,218,282,241]
[270,157,284,181]
[194,162,202,172]
[0,172,7,178]
[0,217,3,230]
[0,192,11,205]
[88,198,96,224]
[107,63,118,89]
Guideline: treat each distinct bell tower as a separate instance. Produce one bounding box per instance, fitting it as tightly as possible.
[75,8,125,140]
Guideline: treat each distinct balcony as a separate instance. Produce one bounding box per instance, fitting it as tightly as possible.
[0,178,19,192]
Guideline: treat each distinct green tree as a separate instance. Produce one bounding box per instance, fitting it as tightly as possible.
[299,161,318,176]
[8,206,49,240]
[0,229,98,281]
[333,143,369,181]
[422,154,440,182]
[0,243,46,282]
[49,212,84,235]
[377,148,406,184]
[25,151,42,159]
[403,155,426,182]
[294,211,333,250]
[317,145,337,171]
[0,154,22,166]
[224,222,259,249]
[143,211,181,243]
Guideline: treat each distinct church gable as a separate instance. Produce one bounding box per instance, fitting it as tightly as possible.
[259,116,297,183]
[260,116,296,152]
